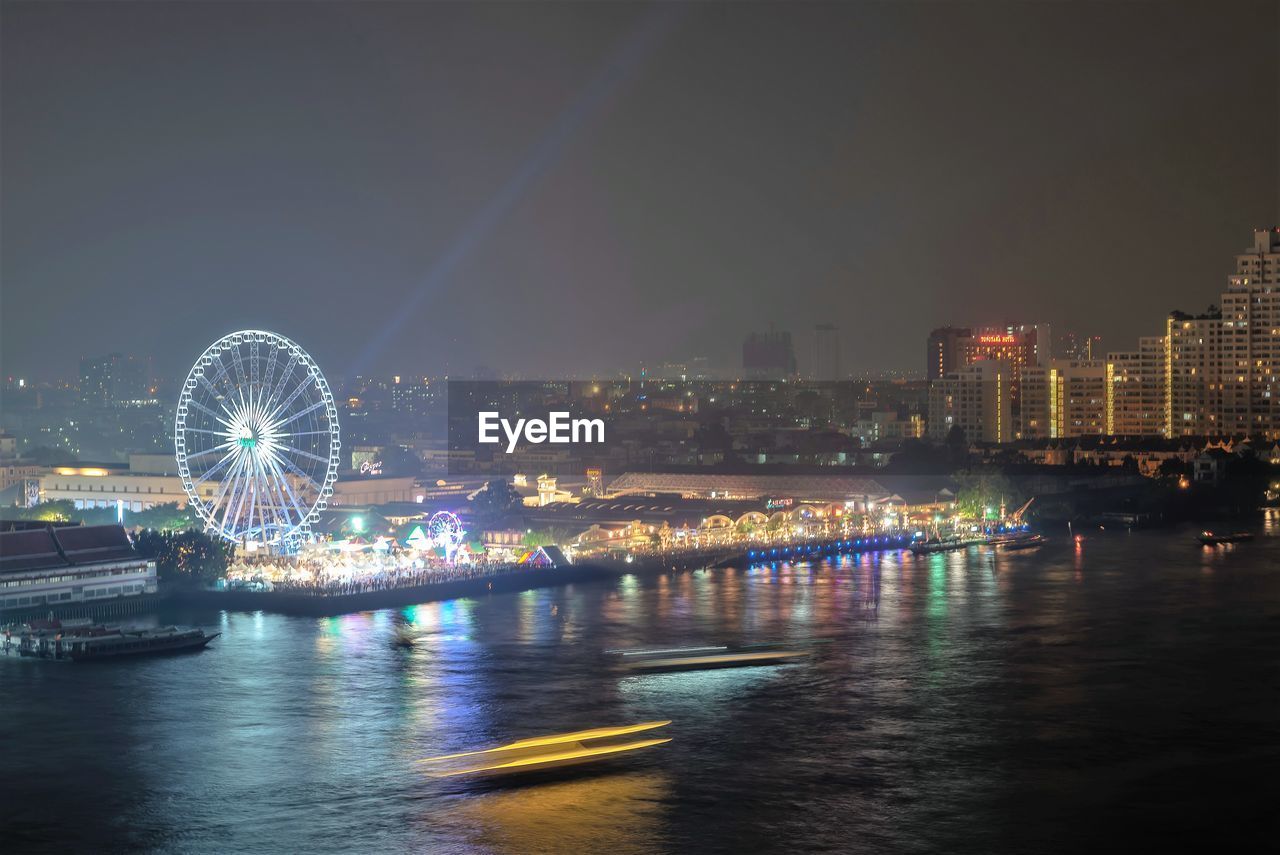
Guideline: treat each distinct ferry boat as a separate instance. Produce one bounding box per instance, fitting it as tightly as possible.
[608,643,808,673]
[419,721,671,779]
[5,621,218,661]
[64,626,219,661]
[1197,530,1255,546]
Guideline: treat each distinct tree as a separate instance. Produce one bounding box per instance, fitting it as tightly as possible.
[953,468,1020,519]
[14,500,79,523]
[470,479,523,525]
[132,529,234,585]
[522,526,575,548]
[13,500,197,530]
[128,502,197,532]
[946,425,969,464]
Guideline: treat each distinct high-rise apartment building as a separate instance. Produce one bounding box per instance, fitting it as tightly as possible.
[1217,228,1280,437]
[1105,336,1166,436]
[926,327,971,380]
[390,378,434,415]
[1059,332,1104,362]
[78,354,152,408]
[927,360,1012,444]
[1021,359,1107,439]
[742,330,797,379]
[811,323,842,381]
[1164,310,1222,437]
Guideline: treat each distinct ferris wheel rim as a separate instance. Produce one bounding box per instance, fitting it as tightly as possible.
[173,329,341,546]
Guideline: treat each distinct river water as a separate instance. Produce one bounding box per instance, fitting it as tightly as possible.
[3,521,1279,854]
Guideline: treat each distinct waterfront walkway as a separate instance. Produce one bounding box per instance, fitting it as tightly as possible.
[186,533,922,616]
[181,562,625,616]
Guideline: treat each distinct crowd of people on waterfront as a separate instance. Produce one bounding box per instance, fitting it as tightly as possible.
[221,546,527,596]
[239,562,522,596]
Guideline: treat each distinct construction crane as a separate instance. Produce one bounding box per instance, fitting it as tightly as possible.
[1008,497,1035,523]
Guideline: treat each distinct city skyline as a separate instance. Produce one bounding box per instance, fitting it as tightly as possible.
[1,217,1270,391]
[3,2,1277,382]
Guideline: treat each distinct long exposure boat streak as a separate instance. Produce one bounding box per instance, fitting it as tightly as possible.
[419,721,673,779]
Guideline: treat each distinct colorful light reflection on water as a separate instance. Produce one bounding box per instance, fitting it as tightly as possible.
[3,524,1279,853]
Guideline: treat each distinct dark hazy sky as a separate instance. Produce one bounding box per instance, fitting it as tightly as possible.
[2,1,1277,382]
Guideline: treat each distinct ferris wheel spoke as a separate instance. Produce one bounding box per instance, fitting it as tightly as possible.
[269,450,326,500]
[261,452,312,527]
[231,376,250,423]
[249,455,279,534]
[261,461,299,533]
[204,451,246,527]
[232,496,255,539]
[208,453,245,522]
[275,444,331,466]
[271,398,329,432]
[241,464,257,541]
[226,342,250,398]
[186,398,237,432]
[266,376,318,425]
[195,372,223,403]
[220,455,252,537]
[202,354,238,406]
[217,351,248,420]
[191,446,239,487]
[196,371,236,420]
[223,484,248,539]
[183,440,236,463]
[256,464,275,542]
[245,461,266,541]
[263,352,302,417]
[274,471,308,531]
[261,346,280,406]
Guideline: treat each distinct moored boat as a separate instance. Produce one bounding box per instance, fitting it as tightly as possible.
[3,622,221,661]
[910,537,983,555]
[999,534,1048,550]
[64,626,219,661]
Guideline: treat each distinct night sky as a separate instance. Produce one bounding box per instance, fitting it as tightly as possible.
[2,1,1277,382]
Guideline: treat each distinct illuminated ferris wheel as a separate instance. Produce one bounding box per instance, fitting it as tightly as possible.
[428,511,465,561]
[175,330,341,547]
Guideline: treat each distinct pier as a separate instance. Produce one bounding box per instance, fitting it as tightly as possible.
[175,561,628,616]
[173,534,922,616]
